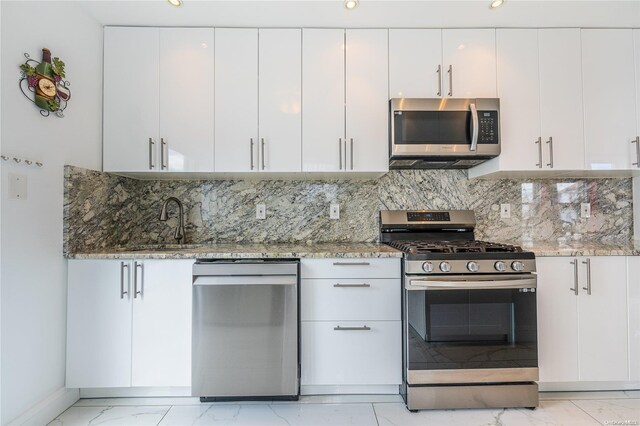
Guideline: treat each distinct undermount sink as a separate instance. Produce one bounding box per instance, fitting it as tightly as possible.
[122,244,203,252]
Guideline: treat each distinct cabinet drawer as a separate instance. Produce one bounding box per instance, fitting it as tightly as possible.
[301,321,401,386]
[301,279,400,321]
[300,258,400,279]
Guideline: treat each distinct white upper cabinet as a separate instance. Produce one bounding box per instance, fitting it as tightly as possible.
[582,29,637,170]
[214,28,259,172]
[302,29,346,172]
[388,29,443,98]
[258,29,302,172]
[442,29,497,98]
[159,28,214,173]
[345,29,389,172]
[634,29,640,168]
[538,29,585,171]
[104,27,160,173]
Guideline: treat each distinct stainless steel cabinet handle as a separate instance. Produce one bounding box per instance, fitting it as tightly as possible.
[148,138,155,170]
[339,138,343,170]
[332,261,370,266]
[133,261,144,298]
[582,258,592,295]
[161,138,168,170]
[469,103,479,152]
[333,283,371,288]
[436,65,442,97]
[350,138,354,170]
[535,137,542,168]
[343,138,347,170]
[632,136,640,167]
[570,259,579,295]
[546,137,554,168]
[250,138,254,170]
[334,325,371,331]
[120,262,129,299]
[261,138,265,170]
[447,65,453,96]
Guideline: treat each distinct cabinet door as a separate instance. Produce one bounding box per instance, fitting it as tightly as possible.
[495,29,541,171]
[582,30,637,170]
[103,27,159,172]
[535,257,579,382]
[258,29,302,172]
[628,257,640,381]
[302,29,345,172]
[442,29,497,98]
[345,29,389,173]
[159,28,214,172]
[214,28,258,172]
[634,30,640,158]
[131,260,193,387]
[539,29,585,171]
[388,29,442,98]
[66,260,132,388]
[578,256,629,381]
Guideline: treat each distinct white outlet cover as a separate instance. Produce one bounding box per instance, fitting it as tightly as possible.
[256,204,266,220]
[500,203,511,219]
[8,173,27,200]
[581,203,591,218]
[330,203,340,220]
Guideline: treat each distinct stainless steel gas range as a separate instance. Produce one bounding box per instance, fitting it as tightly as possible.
[380,210,539,411]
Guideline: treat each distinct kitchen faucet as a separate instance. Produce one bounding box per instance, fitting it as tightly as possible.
[159,197,186,245]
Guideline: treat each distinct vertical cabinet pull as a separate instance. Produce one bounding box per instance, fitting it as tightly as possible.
[148,138,155,170]
[447,65,453,97]
[120,262,129,299]
[250,138,255,170]
[582,258,592,295]
[350,138,354,170]
[161,138,168,170]
[339,138,343,170]
[632,137,640,167]
[436,65,442,97]
[535,137,542,168]
[546,137,554,168]
[261,138,265,170]
[134,261,144,298]
[570,259,579,295]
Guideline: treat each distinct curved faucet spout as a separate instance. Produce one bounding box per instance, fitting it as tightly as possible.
[159,197,186,244]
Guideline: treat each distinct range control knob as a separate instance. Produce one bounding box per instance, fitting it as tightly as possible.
[439,261,451,272]
[422,262,434,273]
[511,261,525,272]
[467,261,479,272]
[494,261,507,272]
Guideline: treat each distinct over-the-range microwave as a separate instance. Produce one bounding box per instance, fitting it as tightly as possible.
[389,98,500,169]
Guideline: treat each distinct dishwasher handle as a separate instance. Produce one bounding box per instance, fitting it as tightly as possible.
[193,275,297,286]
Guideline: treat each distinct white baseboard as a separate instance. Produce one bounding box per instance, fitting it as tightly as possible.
[301,385,400,395]
[539,382,640,392]
[79,387,191,398]
[7,387,79,426]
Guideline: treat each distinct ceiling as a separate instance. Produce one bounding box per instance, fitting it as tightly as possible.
[68,0,640,28]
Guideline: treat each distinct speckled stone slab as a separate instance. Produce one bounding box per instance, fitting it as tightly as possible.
[519,241,640,257]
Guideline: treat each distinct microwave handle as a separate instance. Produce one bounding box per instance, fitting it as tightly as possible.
[469,103,479,152]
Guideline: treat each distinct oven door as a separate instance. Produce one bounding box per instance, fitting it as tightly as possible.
[404,274,538,385]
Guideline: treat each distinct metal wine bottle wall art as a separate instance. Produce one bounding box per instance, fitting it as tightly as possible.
[19,48,71,117]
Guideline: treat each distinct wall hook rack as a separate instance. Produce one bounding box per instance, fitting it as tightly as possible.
[1,155,43,167]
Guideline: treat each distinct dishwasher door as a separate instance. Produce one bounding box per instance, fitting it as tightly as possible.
[192,260,299,400]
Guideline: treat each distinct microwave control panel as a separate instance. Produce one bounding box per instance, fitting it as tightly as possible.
[478,111,499,144]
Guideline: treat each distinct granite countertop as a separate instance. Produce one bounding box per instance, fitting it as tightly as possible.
[66,242,404,260]
[512,241,640,257]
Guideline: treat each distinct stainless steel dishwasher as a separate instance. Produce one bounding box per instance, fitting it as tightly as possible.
[192,259,299,401]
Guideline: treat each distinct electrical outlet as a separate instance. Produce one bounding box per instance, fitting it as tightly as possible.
[330,203,340,220]
[256,204,266,220]
[581,203,591,218]
[8,173,27,200]
[500,203,511,219]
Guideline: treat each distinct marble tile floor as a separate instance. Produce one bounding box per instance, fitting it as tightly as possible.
[47,392,640,426]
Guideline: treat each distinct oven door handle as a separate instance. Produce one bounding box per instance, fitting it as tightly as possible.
[469,103,479,152]
[407,276,536,291]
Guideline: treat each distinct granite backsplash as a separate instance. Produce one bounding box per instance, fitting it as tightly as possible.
[63,166,633,255]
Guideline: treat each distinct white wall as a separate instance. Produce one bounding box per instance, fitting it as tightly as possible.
[0,1,102,424]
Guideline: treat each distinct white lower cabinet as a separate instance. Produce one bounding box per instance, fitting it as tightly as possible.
[536,256,630,385]
[300,258,402,392]
[628,257,640,381]
[66,259,193,388]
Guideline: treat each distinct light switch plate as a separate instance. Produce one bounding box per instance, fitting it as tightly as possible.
[500,203,511,219]
[330,203,340,220]
[8,173,27,200]
[581,203,591,218]
[256,204,266,220]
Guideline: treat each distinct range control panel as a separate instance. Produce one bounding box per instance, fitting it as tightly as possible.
[407,211,451,222]
[478,111,499,144]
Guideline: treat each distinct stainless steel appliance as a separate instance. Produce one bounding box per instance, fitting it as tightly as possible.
[389,98,500,169]
[192,259,299,401]
[380,210,538,411]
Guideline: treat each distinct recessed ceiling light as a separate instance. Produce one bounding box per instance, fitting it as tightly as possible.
[167,0,182,7]
[344,0,359,10]
[490,0,504,8]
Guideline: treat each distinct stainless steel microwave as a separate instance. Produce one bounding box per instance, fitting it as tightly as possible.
[389,98,500,169]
